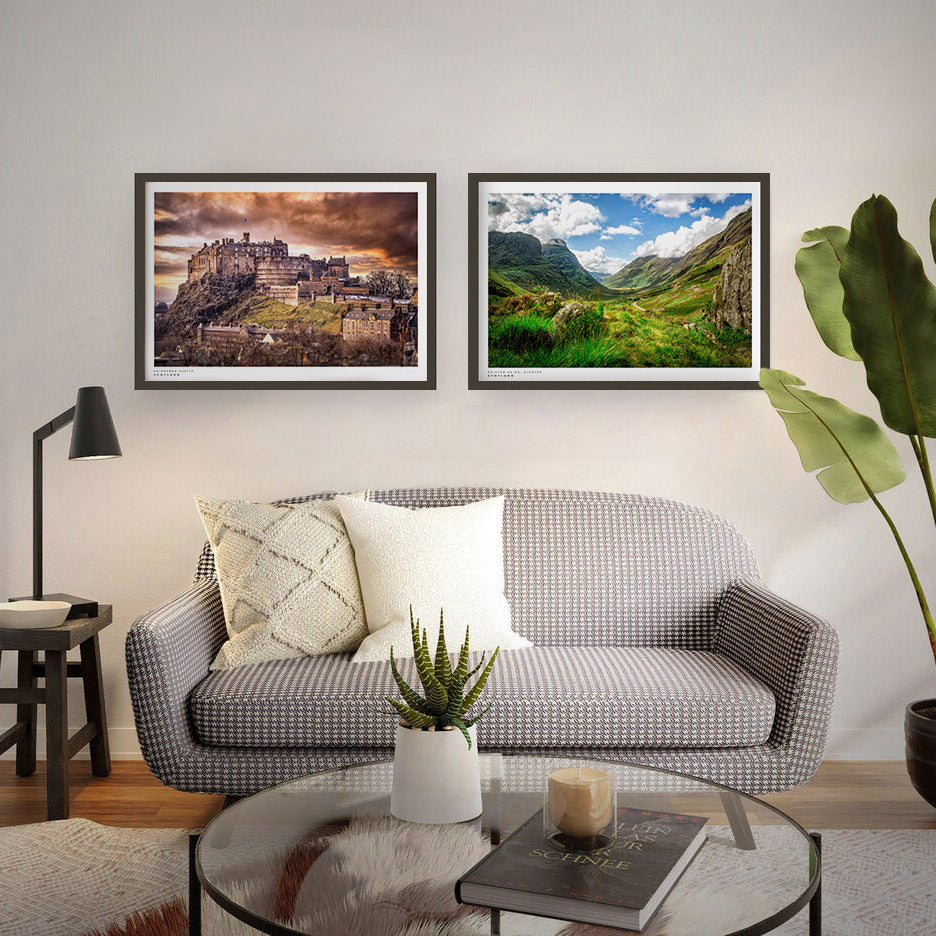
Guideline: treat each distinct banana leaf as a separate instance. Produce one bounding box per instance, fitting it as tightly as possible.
[760,369,906,504]
[795,226,859,360]
[930,193,936,266]
[840,195,936,437]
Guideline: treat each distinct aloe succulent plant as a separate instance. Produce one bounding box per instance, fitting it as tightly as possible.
[386,608,499,748]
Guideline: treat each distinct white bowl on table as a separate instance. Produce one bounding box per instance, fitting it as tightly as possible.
[0,600,71,629]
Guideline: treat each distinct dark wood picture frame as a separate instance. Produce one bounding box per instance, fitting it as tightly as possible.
[469,173,769,390]
[135,173,436,390]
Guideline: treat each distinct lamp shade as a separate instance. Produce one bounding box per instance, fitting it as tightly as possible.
[68,386,122,460]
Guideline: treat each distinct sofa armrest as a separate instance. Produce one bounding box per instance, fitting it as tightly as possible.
[125,580,226,788]
[714,578,839,786]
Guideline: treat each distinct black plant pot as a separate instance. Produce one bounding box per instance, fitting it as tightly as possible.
[905,699,936,808]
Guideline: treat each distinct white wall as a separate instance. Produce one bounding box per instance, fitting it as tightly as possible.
[2,0,935,761]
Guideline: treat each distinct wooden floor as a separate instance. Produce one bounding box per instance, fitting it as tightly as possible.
[0,761,224,828]
[0,760,934,830]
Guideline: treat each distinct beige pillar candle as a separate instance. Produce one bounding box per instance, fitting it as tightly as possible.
[548,766,612,838]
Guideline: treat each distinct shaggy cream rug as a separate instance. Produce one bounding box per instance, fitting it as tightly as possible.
[1,818,934,935]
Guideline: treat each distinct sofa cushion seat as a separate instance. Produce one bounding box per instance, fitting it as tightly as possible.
[189,645,776,750]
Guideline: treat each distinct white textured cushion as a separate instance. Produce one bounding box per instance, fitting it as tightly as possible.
[336,494,532,663]
[196,495,368,670]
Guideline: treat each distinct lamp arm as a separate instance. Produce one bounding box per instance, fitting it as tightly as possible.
[33,405,76,597]
[34,405,77,443]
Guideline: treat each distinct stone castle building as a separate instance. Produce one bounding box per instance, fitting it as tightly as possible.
[187,233,289,280]
[340,296,418,365]
[182,233,415,362]
[342,308,394,342]
[197,322,289,347]
[186,233,352,306]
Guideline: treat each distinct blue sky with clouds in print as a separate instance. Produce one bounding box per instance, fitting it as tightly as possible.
[487,191,752,276]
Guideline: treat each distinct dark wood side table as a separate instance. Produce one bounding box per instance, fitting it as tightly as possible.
[0,606,111,819]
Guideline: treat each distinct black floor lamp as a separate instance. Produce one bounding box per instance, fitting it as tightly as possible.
[13,386,122,618]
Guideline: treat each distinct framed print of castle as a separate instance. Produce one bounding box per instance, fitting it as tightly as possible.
[468,173,769,389]
[135,173,435,389]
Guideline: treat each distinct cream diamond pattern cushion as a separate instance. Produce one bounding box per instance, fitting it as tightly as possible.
[195,495,368,670]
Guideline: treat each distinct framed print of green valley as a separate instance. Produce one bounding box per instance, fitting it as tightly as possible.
[468,174,769,389]
[135,174,435,389]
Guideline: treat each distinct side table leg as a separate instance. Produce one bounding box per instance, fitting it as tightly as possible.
[79,634,111,776]
[15,651,37,776]
[189,832,202,936]
[44,650,69,820]
[809,832,822,935]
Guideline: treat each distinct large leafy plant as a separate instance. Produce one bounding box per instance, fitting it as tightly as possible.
[761,193,936,668]
[386,608,499,748]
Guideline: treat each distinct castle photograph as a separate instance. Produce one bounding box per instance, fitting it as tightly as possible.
[138,177,433,387]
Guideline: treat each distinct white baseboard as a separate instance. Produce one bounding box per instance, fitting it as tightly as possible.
[1,727,907,763]
[0,726,142,762]
[824,729,905,760]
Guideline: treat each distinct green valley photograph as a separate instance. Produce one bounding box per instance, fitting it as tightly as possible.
[473,179,767,387]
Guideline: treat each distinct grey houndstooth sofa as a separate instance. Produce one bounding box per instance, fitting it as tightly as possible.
[126,488,838,797]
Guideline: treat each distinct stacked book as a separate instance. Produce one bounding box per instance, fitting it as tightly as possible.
[456,806,708,931]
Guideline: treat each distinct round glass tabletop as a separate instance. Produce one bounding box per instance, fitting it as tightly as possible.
[196,755,819,936]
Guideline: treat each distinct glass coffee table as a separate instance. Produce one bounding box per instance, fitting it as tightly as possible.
[191,755,820,936]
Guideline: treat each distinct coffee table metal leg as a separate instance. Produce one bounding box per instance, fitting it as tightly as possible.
[809,832,822,936]
[489,753,502,936]
[189,832,202,936]
[720,791,756,850]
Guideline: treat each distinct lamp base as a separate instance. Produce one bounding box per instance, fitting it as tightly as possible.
[8,594,99,620]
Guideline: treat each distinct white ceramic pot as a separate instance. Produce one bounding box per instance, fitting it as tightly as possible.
[390,723,482,824]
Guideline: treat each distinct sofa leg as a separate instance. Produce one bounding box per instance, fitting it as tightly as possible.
[720,791,756,850]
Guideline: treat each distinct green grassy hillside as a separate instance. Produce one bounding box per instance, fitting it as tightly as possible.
[223,294,346,333]
[489,293,749,369]
[604,208,752,291]
[488,270,529,299]
[488,231,608,297]
[602,254,679,290]
[487,234,750,370]
[159,274,347,338]
[541,239,607,295]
